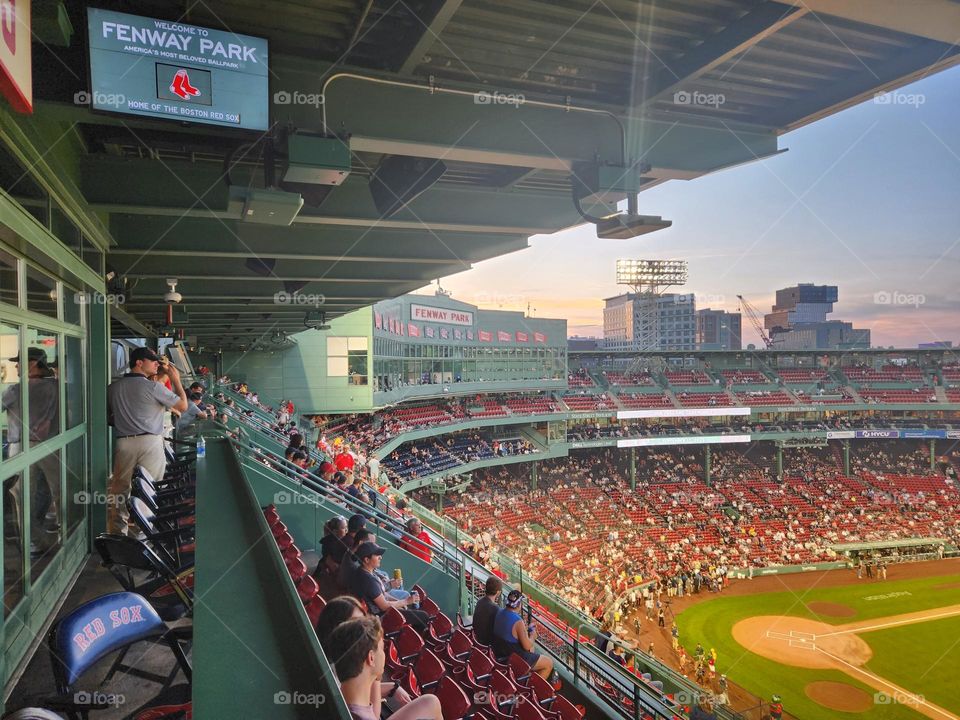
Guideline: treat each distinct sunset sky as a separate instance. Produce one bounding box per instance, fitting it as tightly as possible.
[415,65,960,349]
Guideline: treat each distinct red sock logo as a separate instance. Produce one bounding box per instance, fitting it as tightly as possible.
[170,69,201,100]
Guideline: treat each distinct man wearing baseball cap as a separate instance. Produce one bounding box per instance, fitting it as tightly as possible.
[106,347,187,536]
[2,347,58,457]
[2,346,60,556]
[492,589,554,679]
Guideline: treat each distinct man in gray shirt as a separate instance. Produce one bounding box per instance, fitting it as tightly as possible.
[107,347,187,536]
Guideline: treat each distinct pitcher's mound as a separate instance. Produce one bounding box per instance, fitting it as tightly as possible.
[807,601,856,617]
[732,616,872,668]
[805,681,874,712]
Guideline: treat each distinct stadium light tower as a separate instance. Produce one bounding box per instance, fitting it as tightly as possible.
[615,259,688,352]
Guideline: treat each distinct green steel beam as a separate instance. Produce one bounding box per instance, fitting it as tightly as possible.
[111,258,472,283]
[107,215,528,265]
[398,0,465,75]
[636,2,808,108]
[81,156,581,233]
[769,38,960,132]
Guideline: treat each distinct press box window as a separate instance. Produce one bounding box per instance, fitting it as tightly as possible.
[327,337,368,385]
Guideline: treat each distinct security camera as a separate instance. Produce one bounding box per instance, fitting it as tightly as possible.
[164,278,182,304]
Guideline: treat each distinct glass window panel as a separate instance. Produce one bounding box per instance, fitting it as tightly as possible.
[62,286,82,326]
[29,449,62,583]
[51,203,81,257]
[3,471,24,616]
[348,350,367,385]
[1,323,21,460]
[0,144,48,226]
[0,248,18,307]
[82,237,103,275]
[25,266,58,320]
[64,335,83,430]
[348,336,368,351]
[65,437,85,534]
[25,328,61,445]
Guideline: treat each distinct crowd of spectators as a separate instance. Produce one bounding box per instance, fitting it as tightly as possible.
[438,443,960,620]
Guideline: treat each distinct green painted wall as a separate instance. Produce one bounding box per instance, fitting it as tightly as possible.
[216,307,374,414]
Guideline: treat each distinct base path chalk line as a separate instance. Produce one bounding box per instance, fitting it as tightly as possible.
[814,605,960,639]
[816,646,960,720]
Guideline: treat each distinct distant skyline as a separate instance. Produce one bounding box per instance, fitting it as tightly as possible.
[414,65,960,349]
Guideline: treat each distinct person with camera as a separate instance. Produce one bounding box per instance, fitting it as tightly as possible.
[106,348,187,536]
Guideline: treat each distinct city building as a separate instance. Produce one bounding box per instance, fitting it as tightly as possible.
[603,293,696,352]
[696,308,742,350]
[764,284,871,349]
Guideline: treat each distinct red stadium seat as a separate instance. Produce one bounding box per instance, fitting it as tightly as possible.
[414,648,446,692]
[435,675,472,720]
[397,625,425,664]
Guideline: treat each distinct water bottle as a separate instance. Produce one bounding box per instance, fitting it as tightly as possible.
[197,436,206,459]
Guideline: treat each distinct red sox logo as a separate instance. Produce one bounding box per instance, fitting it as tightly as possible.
[72,604,147,653]
[169,69,200,100]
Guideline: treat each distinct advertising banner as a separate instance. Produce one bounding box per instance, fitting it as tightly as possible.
[854,430,900,439]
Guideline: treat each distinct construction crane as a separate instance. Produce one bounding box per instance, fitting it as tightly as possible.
[737,294,774,349]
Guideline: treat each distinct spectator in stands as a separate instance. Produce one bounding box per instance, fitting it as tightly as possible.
[368,451,381,484]
[350,542,428,630]
[106,348,187,537]
[315,595,415,712]
[472,576,502,647]
[327,616,442,720]
[175,391,208,434]
[317,461,336,483]
[335,442,357,476]
[492,590,554,680]
[346,513,367,546]
[338,528,376,591]
[316,515,349,576]
[398,518,433,563]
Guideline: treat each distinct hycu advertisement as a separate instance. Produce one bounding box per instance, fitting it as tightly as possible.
[86,9,269,130]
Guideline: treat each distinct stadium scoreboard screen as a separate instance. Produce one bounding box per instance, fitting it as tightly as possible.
[87,9,269,131]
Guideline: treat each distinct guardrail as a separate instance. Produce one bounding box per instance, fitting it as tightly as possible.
[216,412,703,720]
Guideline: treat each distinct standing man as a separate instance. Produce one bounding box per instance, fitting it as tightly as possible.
[367,451,381,485]
[107,348,187,536]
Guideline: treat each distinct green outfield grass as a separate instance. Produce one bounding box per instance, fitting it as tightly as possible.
[862,613,960,714]
[676,571,960,720]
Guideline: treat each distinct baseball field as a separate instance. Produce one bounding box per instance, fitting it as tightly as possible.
[674,559,960,720]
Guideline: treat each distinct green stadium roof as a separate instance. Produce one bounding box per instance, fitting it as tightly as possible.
[33,0,960,348]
